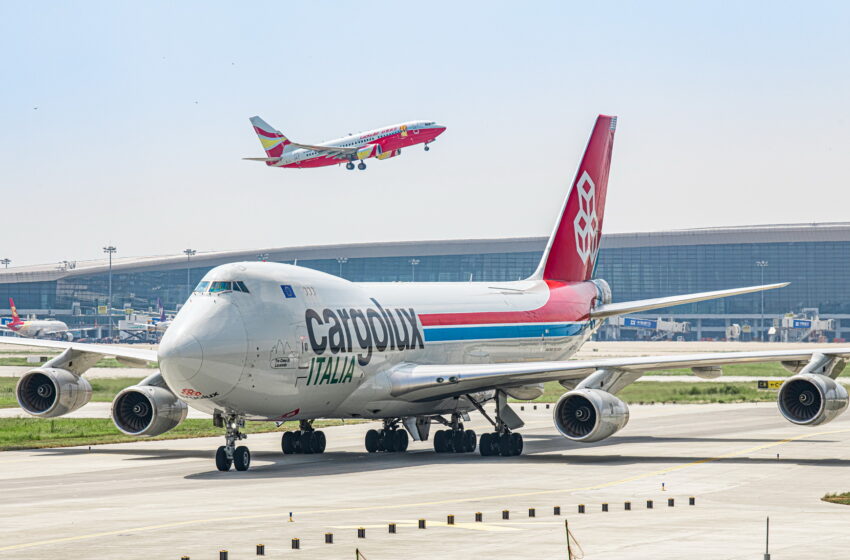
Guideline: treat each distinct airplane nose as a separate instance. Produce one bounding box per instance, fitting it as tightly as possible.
[158,332,204,381]
[158,298,248,397]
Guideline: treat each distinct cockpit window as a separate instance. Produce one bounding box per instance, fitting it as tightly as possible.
[194,281,210,293]
[235,281,250,293]
[209,281,232,293]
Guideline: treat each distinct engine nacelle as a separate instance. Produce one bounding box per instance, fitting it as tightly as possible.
[112,385,188,436]
[16,368,92,417]
[553,388,629,442]
[777,374,848,426]
[504,383,545,401]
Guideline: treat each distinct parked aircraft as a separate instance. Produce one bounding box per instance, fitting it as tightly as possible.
[1,298,93,340]
[10,115,849,473]
[245,116,446,170]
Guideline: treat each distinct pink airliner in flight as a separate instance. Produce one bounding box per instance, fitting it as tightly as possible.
[245,116,446,171]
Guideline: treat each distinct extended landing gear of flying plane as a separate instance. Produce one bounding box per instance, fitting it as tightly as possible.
[433,412,477,453]
[346,162,355,170]
[215,412,251,472]
[281,420,327,455]
[365,419,409,453]
[424,142,431,151]
[357,162,367,170]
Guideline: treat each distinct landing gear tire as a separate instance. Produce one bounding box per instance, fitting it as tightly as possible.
[395,429,409,452]
[434,429,448,453]
[233,445,251,471]
[357,162,367,170]
[282,429,326,454]
[424,144,430,151]
[365,429,380,453]
[346,162,355,170]
[452,430,465,453]
[313,430,327,453]
[281,431,296,454]
[216,445,232,471]
[301,431,315,454]
[464,429,477,453]
[509,432,523,456]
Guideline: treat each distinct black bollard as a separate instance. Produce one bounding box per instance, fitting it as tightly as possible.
[447,515,455,525]
[418,519,426,529]
[578,504,585,514]
[668,498,675,507]
[502,510,510,520]
[646,500,653,509]
[388,523,397,534]
[357,527,366,539]
[475,512,483,522]
[291,538,300,550]
[325,533,333,544]
[602,503,608,512]
[528,508,536,518]
[625,501,631,511]
[256,544,265,556]
[219,551,228,560]
[553,506,561,516]
[689,496,696,506]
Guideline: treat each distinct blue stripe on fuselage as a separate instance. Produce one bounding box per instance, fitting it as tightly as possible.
[423,322,587,342]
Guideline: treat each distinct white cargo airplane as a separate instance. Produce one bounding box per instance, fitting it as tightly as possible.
[9,115,849,472]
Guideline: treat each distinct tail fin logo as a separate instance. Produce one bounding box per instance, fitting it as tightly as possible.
[573,171,599,265]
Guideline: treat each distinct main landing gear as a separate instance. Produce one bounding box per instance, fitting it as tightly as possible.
[345,161,367,170]
[467,392,524,457]
[424,142,431,151]
[365,418,409,453]
[215,412,251,472]
[357,162,366,170]
[282,420,327,455]
[433,412,477,453]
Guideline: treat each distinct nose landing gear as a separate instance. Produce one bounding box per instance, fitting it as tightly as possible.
[424,142,431,151]
[215,412,251,471]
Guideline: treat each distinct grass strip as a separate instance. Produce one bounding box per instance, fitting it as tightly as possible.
[0,417,361,451]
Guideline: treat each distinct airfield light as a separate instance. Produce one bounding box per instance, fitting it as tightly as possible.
[336,257,348,278]
[103,246,117,340]
[183,249,196,298]
[756,260,769,341]
[409,258,420,281]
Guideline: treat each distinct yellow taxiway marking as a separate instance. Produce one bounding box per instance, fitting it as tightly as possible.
[1,427,847,553]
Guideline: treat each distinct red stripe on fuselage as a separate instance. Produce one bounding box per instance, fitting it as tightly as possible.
[418,280,598,326]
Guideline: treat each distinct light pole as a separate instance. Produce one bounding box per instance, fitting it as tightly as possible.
[103,245,117,340]
[0,258,9,269]
[756,260,768,341]
[183,249,196,298]
[336,257,348,278]
[409,258,420,282]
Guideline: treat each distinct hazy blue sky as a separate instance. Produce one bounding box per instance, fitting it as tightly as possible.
[3,1,849,265]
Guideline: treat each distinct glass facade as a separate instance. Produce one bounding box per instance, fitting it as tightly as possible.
[1,232,848,327]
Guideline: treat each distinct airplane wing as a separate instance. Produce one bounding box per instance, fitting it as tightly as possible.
[590,283,788,319]
[0,336,157,364]
[388,347,850,402]
[288,142,360,156]
[242,157,282,162]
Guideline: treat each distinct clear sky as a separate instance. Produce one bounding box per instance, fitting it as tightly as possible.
[2,1,849,266]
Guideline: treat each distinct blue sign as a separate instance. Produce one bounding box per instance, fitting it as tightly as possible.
[280,285,296,299]
[623,317,657,329]
[0,317,10,325]
[792,319,812,329]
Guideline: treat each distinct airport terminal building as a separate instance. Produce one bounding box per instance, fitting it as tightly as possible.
[2,222,848,341]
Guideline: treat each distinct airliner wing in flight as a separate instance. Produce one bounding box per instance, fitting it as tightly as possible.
[389,347,850,402]
[288,142,360,158]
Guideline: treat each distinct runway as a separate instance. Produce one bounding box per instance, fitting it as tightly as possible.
[2,403,850,559]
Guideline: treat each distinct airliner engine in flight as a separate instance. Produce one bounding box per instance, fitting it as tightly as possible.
[244,116,446,170]
[10,115,849,473]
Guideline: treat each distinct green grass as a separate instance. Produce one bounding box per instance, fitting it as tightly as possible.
[0,376,144,408]
[0,356,156,368]
[0,417,361,451]
[648,362,789,377]
[517,380,776,405]
[822,492,850,505]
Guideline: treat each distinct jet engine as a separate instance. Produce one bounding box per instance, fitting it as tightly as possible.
[112,385,188,437]
[16,368,92,417]
[553,388,629,442]
[777,374,848,426]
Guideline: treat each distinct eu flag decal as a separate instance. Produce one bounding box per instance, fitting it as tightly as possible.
[280,285,296,299]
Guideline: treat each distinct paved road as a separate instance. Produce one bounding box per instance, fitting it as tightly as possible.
[2,403,850,559]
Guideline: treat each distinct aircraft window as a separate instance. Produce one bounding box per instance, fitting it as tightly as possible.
[194,281,210,293]
[209,281,233,293]
[236,281,250,293]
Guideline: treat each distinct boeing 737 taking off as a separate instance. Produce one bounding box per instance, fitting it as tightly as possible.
[245,116,446,170]
[11,115,850,472]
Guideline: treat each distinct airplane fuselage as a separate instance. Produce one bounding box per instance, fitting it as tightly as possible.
[159,262,604,421]
[268,121,445,169]
[6,319,71,339]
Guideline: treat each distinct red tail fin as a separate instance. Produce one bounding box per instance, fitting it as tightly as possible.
[532,115,616,282]
[8,298,22,326]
